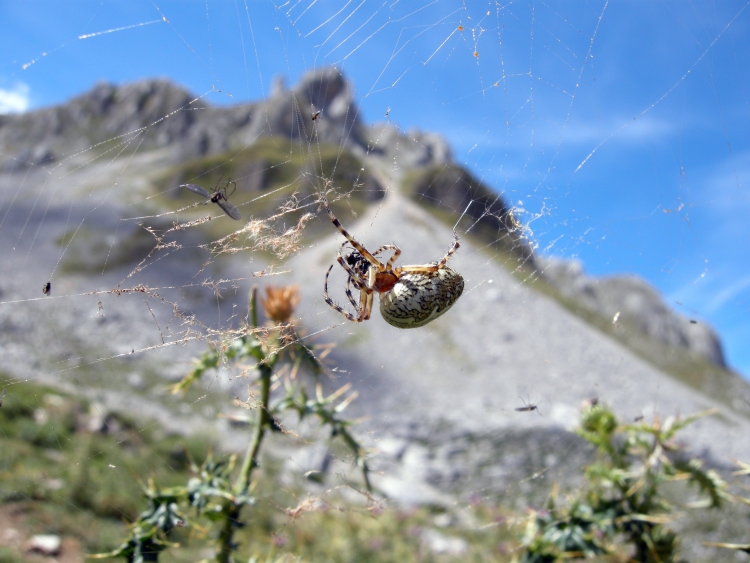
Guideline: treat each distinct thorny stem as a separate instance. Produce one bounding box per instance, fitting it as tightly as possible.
[249,284,259,329]
[216,287,272,563]
[235,363,271,495]
[340,426,372,492]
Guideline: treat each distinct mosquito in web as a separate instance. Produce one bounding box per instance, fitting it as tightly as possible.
[182,177,241,220]
[42,281,51,296]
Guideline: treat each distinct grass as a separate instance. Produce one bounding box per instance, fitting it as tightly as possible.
[154,136,379,223]
[2,374,748,562]
[0,374,522,562]
[0,375,210,556]
[56,222,159,275]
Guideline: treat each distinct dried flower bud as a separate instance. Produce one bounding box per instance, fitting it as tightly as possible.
[260,285,300,323]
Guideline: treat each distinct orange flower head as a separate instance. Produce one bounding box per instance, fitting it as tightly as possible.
[261,285,300,323]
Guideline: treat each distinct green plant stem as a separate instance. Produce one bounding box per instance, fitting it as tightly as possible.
[216,287,272,563]
[235,363,272,495]
[249,285,259,329]
[215,364,271,563]
[336,426,371,492]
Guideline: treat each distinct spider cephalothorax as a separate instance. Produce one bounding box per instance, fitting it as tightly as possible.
[322,194,464,328]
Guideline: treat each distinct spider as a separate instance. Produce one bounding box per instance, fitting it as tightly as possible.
[321,194,464,328]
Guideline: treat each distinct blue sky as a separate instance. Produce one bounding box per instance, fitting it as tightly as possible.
[1,1,749,376]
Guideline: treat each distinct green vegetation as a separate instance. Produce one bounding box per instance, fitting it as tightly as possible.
[0,375,209,556]
[56,138,383,274]
[97,286,376,562]
[56,223,159,275]
[3,365,749,562]
[518,404,728,562]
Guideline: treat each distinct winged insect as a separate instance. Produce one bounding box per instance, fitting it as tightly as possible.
[515,396,540,414]
[182,179,241,220]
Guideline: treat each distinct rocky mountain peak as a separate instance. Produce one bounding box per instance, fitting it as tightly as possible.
[0,68,731,371]
[539,256,726,367]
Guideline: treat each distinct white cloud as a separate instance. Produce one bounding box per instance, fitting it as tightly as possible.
[703,275,750,314]
[0,83,30,114]
[446,114,675,158]
[668,272,750,316]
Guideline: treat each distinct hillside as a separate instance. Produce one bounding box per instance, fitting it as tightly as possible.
[1,68,748,514]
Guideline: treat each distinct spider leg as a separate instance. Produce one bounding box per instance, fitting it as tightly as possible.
[395,232,460,275]
[362,287,374,321]
[371,245,401,269]
[437,231,461,268]
[324,264,361,322]
[370,245,391,257]
[343,275,360,311]
[321,194,384,270]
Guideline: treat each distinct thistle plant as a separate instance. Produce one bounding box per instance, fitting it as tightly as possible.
[704,459,750,555]
[97,285,371,562]
[517,403,728,563]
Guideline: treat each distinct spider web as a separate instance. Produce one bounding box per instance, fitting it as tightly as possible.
[1,0,750,560]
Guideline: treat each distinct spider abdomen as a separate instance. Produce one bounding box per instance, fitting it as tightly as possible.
[379,267,464,329]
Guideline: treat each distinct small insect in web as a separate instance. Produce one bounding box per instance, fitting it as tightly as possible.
[0,388,5,407]
[311,109,321,121]
[42,281,51,296]
[515,396,540,413]
[182,179,241,220]
[321,193,464,328]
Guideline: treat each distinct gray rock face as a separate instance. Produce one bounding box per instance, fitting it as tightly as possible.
[1,66,722,366]
[0,68,452,173]
[0,68,744,533]
[539,256,726,367]
[0,79,209,168]
[364,123,453,168]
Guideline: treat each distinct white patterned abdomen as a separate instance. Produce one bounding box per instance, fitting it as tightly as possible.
[379,267,464,329]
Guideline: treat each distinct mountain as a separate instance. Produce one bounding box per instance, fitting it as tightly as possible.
[0,68,747,522]
[0,69,727,370]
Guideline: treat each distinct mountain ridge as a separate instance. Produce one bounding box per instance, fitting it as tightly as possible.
[0,68,728,371]
[0,69,745,458]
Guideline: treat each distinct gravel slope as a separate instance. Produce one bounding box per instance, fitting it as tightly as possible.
[2,155,749,507]
[287,189,750,472]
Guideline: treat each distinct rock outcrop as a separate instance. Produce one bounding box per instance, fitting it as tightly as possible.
[0,68,730,372]
[0,68,449,172]
[539,256,726,367]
